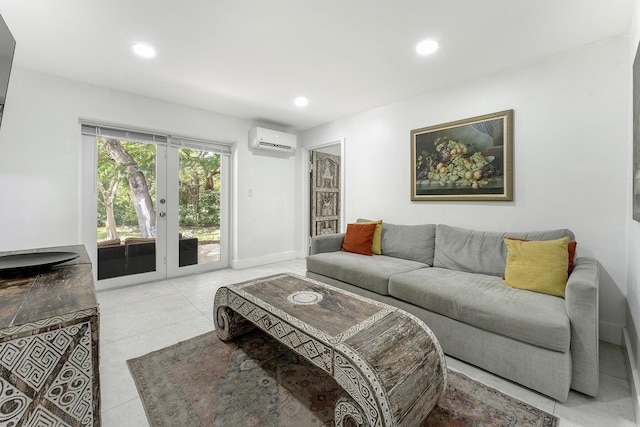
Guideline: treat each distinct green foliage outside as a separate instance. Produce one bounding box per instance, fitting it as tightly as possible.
[178,147,221,228]
[97,140,221,242]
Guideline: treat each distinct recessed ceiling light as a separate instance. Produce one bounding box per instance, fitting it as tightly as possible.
[132,43,156,59]
[416,39,439,56]
[294,97,309,107]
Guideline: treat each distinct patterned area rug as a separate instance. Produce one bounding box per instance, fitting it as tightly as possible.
[127,331,558,427]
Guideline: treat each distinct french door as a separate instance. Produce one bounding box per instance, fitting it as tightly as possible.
[81,124,230,289]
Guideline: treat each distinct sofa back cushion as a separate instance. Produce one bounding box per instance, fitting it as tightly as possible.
[433,224,575,277]
[380,222,436,265]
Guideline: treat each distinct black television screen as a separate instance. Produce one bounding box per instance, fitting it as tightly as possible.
[0,14,15,128]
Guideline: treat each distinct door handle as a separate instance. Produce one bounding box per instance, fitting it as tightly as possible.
[159,212,166,218]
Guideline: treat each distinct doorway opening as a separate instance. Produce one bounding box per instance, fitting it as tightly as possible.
[81,123,231,289]
[308,141,344,252]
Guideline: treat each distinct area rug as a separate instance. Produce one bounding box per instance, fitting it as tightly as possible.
[127,331,558,427]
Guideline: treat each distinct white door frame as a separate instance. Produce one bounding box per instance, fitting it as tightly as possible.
[301,138,345,257]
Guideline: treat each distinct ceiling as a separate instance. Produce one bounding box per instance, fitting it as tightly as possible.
[0,0,634,131]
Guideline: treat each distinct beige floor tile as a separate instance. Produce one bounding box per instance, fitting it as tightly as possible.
[600,340,629,380]
[96,280,176,310]
[100,292,203,345]
[102,397,149,427]
[554,373,635,426]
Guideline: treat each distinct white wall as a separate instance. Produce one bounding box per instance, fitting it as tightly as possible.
[300,36,629,344]
[0,68,298,267]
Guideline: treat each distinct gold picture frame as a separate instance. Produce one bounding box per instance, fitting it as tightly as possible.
[411,109,513,201]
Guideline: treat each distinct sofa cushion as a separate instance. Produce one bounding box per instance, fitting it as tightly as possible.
[380,222,436,265]
[503,237,570,297]
[306,252,427,295]
[433,224,575,277]
[388,267,570,352]
[97,238,121,247]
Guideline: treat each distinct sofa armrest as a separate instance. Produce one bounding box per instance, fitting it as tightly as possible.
[310,233,345,255]
[565,256,599,396]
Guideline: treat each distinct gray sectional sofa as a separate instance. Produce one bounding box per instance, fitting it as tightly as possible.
[305,222,599,402]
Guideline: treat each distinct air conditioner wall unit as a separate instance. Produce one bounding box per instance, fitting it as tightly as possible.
[249,127,297,154]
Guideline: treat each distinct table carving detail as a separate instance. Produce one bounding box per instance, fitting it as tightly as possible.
[215,287,333,373]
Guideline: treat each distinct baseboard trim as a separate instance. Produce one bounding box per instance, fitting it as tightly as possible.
[231,251,298,269]
[623,328,640,427]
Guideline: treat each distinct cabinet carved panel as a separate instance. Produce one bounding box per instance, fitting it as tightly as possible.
[0,318,98,426]
[0,245,100,427]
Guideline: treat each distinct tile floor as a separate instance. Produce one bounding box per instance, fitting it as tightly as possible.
[98,259,636,426]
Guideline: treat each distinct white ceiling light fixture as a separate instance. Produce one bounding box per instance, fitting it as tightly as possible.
[294,96,309,107]
[132,43,156,59]
[416,39,439,56]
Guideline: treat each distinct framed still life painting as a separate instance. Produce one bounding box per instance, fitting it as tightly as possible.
[411,109,514,201]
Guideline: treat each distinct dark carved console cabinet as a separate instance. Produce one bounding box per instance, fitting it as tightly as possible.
[0,245,100,426]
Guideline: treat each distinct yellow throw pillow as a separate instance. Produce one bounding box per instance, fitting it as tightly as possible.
[503,237,570,298]
[358,220,383,254]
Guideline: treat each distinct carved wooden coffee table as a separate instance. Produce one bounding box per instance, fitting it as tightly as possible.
[213,273,446,427]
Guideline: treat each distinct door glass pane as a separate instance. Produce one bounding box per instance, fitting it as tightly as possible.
[96,138,157,279]
[178,147,221,266]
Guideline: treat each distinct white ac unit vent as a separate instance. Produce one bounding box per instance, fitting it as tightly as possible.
[249,127,297,154]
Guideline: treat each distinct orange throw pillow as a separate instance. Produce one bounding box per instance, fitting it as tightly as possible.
[342,223,377,256]
[506,238,577,273]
